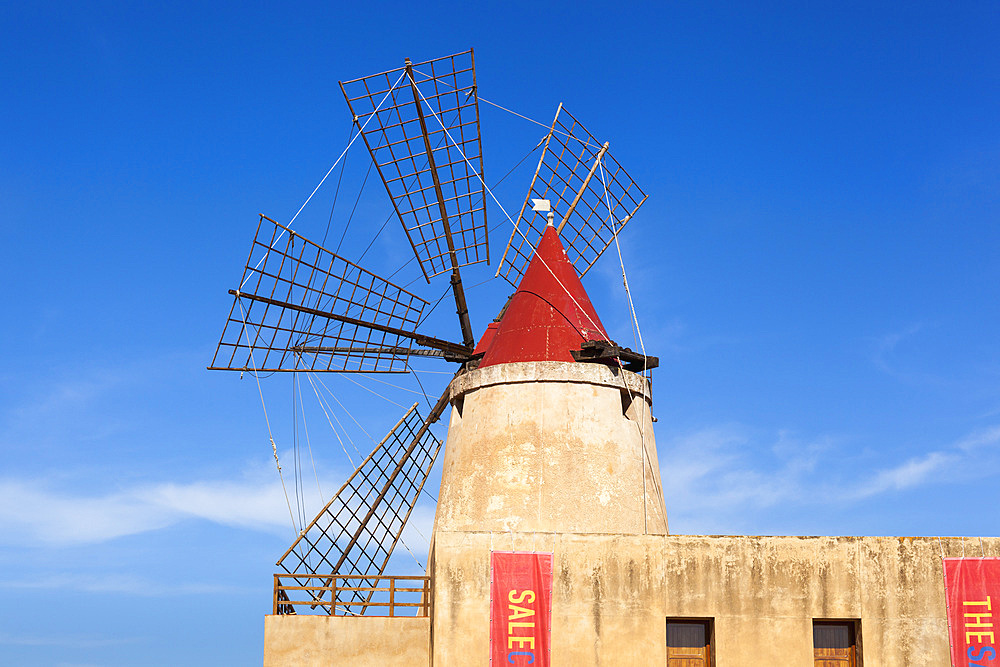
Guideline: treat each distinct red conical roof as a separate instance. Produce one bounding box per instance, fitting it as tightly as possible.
[479,226,610,367]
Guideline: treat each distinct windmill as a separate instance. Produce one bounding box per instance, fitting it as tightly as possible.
[209,49,654,616]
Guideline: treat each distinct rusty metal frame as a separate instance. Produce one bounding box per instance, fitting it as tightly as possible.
[496,105,648,286]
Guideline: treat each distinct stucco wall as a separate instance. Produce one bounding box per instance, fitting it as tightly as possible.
[435,362,667,536]
[263,615,429,667]
[430,532,1000,666]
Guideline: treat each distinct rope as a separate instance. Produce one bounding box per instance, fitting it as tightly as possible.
[306,374,371,468]
[355,372,433,400]
[295,373,325,503]
[339,373,407,408]
[241,68,407,290]
[286,69,408,228]
[410,368,436,411]
[598,158,664,529]
[398,537,425,570]
[335,157,374,255]
[410,83,611,347]
[493,134,548,187]
[412,67,589,146]
[322,123,354,248]
[416,283,454,326]
[237,300,299,537]
[291,374,305,527]
[309,371,377,444]
[303,371,358,468]
[600,160,647,361]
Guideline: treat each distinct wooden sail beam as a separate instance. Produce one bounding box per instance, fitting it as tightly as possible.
[556,141,610,234]
[228,290,472,359]
[404,58,476,349]
[290,346,449,358]
[330,382,453,577]
[496,103,563,278]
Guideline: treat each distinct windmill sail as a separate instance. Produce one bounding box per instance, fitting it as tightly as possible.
[496,105,648,286]
[340,49,488,282]
[209,214,432,374]
[276,397,447,615]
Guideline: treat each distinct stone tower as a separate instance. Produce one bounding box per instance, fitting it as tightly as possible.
[432,224,667,538]
[427,225,668,666]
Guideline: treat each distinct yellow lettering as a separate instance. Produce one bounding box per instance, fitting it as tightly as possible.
[964,597,993,609]
[964,611,993,628]
[508,636,535,649]
[966,631,995,644]
[508,589,535,604]
[508,605,536,621]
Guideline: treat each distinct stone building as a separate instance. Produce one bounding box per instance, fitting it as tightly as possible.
[264,225,996,666]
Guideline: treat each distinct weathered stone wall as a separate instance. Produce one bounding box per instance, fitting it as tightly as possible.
[262,534,998,666]
[430,532,1000,666]
[263,616,429,666]
[434,362,667,536]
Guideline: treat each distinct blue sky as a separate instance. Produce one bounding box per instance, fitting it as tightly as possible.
[2,1,998,664]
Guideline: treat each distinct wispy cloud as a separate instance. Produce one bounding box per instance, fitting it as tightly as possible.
[660,422,1000,532]
[869,323,954,388]
[0,463,330,547]
[0,632,139,648]
[871,324,922,374]
[850,450,955,498]
[955,425,1000,452]
[850,425,1000,500]
[660,426,821,522]
[0,573,251,596]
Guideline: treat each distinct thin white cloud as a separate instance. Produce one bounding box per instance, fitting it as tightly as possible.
[869,324,950,387]
[869,327,913,377]
[0,573,250,596]
[0,466,328,547]
[660,422,1000,532]
[955,425,1000,452]
[850,450,955,499]
[0,632,138,648]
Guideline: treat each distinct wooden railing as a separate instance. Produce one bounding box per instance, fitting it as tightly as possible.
[273,574,431,617]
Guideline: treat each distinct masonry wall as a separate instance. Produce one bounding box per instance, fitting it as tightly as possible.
[434,362,667,536]
[263,616,429,667]
[430,533,1000,667]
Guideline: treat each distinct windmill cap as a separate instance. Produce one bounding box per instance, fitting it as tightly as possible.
[478,226,612,367]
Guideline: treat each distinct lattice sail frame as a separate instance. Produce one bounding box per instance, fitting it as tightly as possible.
[496,105,648,286]
[276,403,442,615]
[209,215,428,373]
[340,49,488,281]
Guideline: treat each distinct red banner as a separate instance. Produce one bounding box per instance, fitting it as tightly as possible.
[490,551,552,666]
[944,558,1000,666]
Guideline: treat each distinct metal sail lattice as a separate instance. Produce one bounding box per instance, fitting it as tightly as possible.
[340,49,488,281]
[496,105,648,286]
[209,215,428,373]
[276,402,442,614]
